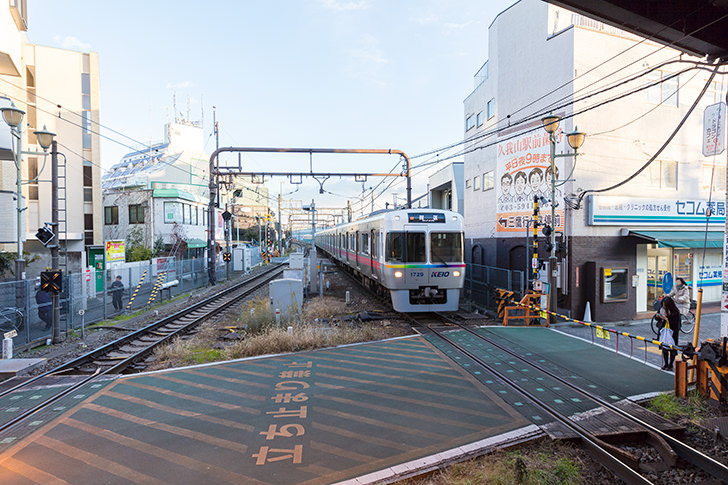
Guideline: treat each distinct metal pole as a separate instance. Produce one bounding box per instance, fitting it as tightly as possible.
[549,134,557,323]
[14,126,24,281]
[532,195,539,290]
[51,141,61,344]
[225,203,230,281]
[278,190,282,254]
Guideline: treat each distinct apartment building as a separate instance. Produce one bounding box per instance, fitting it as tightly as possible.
[463,0,726,321]
[1,0,102,276]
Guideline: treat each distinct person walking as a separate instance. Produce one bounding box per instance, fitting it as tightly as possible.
[655,296,681,371]
[666,277,690,318]
[35,287,52,330]
[110,275,125,312]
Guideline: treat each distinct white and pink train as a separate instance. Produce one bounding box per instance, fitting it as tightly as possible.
[315,209,465,312]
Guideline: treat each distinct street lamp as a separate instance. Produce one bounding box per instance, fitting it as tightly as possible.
[1,102,26,281]
[540,114,585,322]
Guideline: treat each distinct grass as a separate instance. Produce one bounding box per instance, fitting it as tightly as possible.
[646,391,713,424]
[396,440,585,485]
[150,296,406,370]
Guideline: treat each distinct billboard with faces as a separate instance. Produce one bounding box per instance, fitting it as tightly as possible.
[496,129,565,233]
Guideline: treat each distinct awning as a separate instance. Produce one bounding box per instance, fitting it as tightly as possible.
[187,238,207,248]
[627,230,723,249]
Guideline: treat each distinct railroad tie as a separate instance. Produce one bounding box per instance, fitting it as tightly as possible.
[125,270,148,311]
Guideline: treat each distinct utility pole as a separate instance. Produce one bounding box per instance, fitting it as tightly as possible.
[51,141,61,344]
[278,186,282,254]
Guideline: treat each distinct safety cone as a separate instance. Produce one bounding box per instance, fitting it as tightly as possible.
[583,301,592,322]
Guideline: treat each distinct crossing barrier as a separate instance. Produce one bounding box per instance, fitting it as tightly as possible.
[496,288,682,358]
[125,270,148,312]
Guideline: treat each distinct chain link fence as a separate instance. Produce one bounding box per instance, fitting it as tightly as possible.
[463,263,525,312]
[0,252,265,350]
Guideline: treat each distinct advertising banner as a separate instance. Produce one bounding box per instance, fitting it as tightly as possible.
[589,195,725,226]
[105,240,125,262]
[496,130,565,233]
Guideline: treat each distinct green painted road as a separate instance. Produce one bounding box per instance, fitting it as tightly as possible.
[0,328,674,484]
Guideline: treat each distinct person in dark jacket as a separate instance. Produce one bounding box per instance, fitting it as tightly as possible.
[110,275,124,311]
[655,296,681,371]
[35,288,52,330]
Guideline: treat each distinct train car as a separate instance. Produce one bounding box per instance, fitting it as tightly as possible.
[315,209,464,312]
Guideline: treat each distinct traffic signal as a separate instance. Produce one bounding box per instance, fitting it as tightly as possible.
[223,252,231,262]
[35,226,55,246]
[40,270,63,293]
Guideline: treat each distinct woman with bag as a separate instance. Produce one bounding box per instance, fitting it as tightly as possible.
[655,296,681,371]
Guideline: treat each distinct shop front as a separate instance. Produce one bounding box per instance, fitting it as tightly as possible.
[588,195,724,315]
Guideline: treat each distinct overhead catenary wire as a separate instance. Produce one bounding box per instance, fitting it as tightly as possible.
[575,62,722,207]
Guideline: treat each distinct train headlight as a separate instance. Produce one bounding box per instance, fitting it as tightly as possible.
[394,271,403,278]
[453,270,461,277]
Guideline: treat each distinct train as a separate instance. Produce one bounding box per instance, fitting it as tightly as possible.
[315,209,465,312]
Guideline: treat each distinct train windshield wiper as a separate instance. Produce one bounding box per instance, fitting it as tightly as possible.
[432,250,449,267]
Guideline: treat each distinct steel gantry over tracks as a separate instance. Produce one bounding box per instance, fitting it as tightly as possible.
[206,146,413,285]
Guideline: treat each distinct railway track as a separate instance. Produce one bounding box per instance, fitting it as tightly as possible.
[0,263,284,436]
[405,312,728,485]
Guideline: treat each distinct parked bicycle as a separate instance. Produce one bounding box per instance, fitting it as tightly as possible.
[0,307,24,334]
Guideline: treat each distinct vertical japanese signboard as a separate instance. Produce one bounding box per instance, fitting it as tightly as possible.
[706,102,728,337]
[496,130,565,233]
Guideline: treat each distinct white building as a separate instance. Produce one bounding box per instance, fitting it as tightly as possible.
[1,1,102,276]
[102,121,217,256]
[428,162,464,215]
[463,0,726,321]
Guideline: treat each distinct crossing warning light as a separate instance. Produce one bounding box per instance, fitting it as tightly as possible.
[35,226,55,246]
[40,270,63,293]
[223,252,232,262]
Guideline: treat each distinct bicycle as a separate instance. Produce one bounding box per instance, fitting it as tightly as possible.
[0,307,24,334]
[650,311,695,336]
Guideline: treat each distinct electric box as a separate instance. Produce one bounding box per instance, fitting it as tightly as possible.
[270,278,303,317]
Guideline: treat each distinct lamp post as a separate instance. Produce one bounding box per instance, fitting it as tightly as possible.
[1,102,27,282]
[541,114,585,322]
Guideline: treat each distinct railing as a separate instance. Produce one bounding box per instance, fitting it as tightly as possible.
[0,254,266,350]
[463,263,524,312]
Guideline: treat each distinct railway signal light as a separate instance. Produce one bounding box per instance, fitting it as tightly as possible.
[223,251,231,262]
[35,226,55,246]
[541,224,552,237]
[40,270,62,293]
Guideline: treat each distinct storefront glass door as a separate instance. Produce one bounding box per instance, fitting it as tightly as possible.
[646,252,670,304]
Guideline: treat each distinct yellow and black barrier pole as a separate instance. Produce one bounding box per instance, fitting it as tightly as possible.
[501,292,683,356]
[147,271,167,306]
[125,270,148,312]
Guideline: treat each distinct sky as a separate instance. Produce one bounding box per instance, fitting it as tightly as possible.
[28,0,514,214]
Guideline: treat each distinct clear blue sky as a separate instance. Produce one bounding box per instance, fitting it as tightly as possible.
[28,0,513,212]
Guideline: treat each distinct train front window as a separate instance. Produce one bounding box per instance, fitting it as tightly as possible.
[431,232,463,263]
[406,232,426,263]
[386,232,404,262]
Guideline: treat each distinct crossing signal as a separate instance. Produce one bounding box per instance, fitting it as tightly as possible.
[541,224,552,237]
[222,251,231,262]
[40,270,63,293]
[35,226,55,246]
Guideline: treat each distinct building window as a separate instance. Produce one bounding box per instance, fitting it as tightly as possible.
[647,160,677,190]
[164,201,182,224]
[483,171,494,191]
[487,98,495,119]
[602,267,628,302]
[476,111,484,127]
[465,178,471,189]
[28,156,38,200]
[83,165,92,186]
[465,115,475,131]
[129,204,145,224]
[647,71,679,107]
[473,176,480,190]
[702,163,727,192]
[104,206,118,225]
[84,188,93,202]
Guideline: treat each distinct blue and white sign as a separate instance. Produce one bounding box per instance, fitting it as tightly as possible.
[589,195,725,226]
